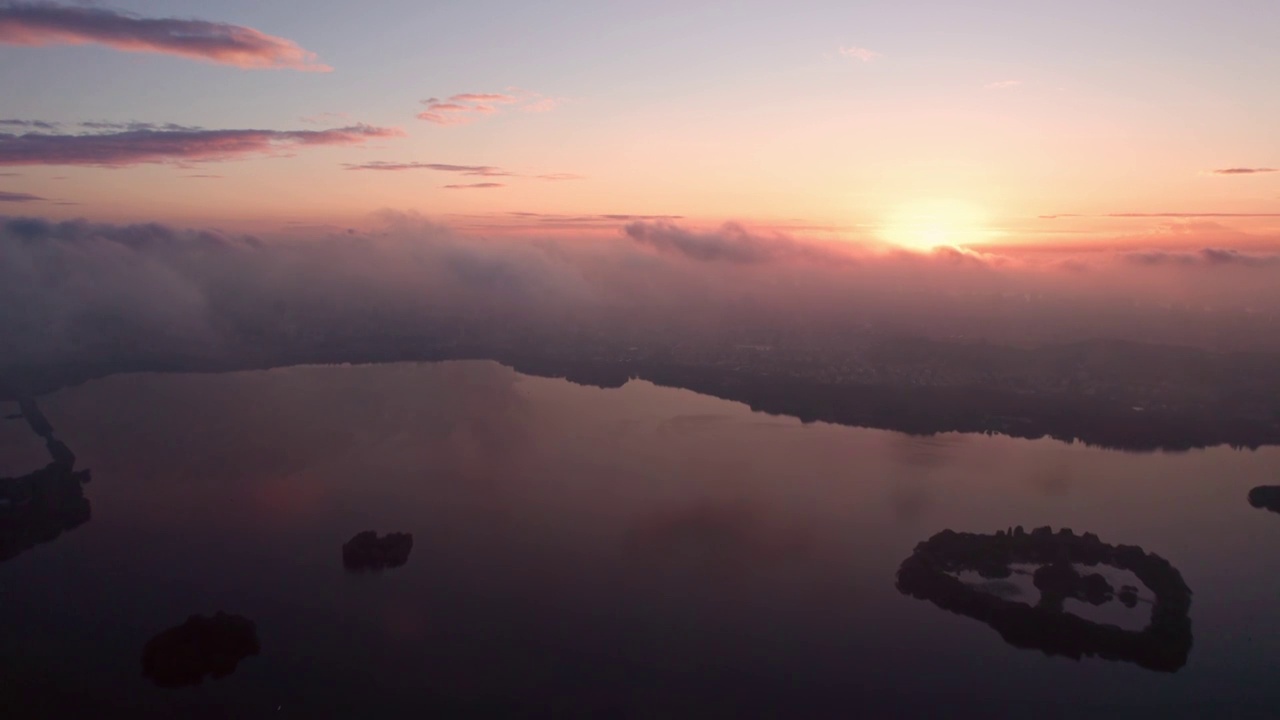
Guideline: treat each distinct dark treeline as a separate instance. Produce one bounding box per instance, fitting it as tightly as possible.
[0,397,91,562]
[3,333,1280,452]
[896,527,1193,672]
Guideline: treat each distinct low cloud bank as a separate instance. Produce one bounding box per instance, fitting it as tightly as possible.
[4,213,1280,370]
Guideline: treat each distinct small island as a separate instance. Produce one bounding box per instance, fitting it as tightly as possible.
[0,397,91,563]
[1248,486,1280,514]
[141,612,261,688]
[342,530,413,572]
[896,526,1193,672]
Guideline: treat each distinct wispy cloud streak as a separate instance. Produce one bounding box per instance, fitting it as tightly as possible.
[417,89,561,124]
[344,161,512,176]
[1124,248,1280,267]
[79,121,202,132]
[0,125,404,167]
[346,161,581,181]
[1041,212,1280,219]
[1108,212,1280,218]
[0,118,59,130]
[448,93,518,104]
[0,2,331,70]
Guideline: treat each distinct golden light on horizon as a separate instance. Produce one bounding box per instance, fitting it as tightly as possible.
[877,199,997,250]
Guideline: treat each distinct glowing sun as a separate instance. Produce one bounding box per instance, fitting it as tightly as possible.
[878,199,994,250]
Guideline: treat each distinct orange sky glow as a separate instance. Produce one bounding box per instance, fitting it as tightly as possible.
[1,1,1277,254]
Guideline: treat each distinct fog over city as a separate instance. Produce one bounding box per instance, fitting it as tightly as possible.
[6,212,1280,371]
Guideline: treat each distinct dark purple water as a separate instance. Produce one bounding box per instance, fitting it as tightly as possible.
[3,361,1279,717]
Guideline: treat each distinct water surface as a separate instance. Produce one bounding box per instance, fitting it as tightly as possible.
[3,361,1280,717]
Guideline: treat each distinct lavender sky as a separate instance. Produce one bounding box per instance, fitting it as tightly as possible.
[1,0,1278,250]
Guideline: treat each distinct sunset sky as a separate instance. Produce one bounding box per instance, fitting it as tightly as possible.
[2,0,1278,249]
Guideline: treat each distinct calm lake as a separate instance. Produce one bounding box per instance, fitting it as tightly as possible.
[3,361,1280,718]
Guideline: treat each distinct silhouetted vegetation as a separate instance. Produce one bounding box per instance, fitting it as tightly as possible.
[141,612,261,688]
[1248,486,1280,514]
[0,397,91,562]
[0,461,91,563]
[6,333,1279,452]
[342,530,413,572]
[896,526,1193,672]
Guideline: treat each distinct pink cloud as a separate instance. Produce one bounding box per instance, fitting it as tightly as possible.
[415,112,470,125]
[345,161,511,176]
[346,161,583,182]
[0,124,404,167]
[985,80,1022,89]
[416,100,482,125]
[418,101,498,119]
[424,103,471,113]
[1211,167,1277,175]
[449,93,518,104]
[839,45,880,62]
[442,182,505,189]
[0,2,331,71]
[417,89,561,125]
